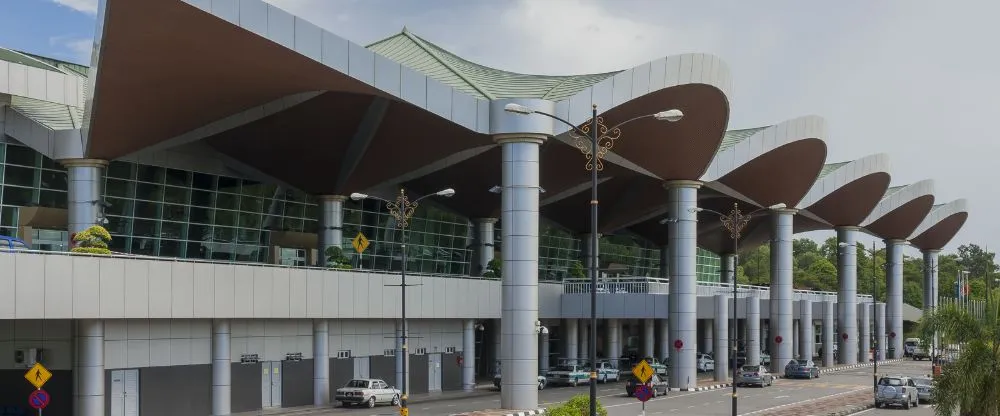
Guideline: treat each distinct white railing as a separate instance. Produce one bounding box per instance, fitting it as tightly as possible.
[562,276,876,304]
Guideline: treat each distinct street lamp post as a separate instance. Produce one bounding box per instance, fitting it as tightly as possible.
[505,103,683,415]
[349,187,455,413]
[693,202,786,416]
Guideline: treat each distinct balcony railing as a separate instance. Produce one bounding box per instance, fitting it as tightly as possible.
[562,276,876,304]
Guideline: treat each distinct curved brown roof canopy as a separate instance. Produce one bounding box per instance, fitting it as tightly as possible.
[540,172,665,235]
[908,199,969,250]
[861,180,936,240]
[714,139,826,208]
[794,155,892,233]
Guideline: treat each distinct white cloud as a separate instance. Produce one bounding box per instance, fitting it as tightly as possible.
[52,0,98,15]
[49,36,93,64]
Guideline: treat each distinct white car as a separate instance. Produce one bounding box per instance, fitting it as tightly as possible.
[697,353,715,372]
[334,379,400,408]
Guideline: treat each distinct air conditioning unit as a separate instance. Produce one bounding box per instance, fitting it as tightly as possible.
[14,348,41,368]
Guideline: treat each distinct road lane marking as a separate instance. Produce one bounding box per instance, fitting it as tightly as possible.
[738,387,867,416]
[774,395,789,399]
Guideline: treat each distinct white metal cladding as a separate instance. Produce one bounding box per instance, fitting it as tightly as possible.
[552,53,733,136]
[172,0,489,134]
[798,153,891,210]
[908,198,969,240]
[0,60,85,108]
[860,179,935,227]
[702,115,828,183]
[3,106,86,159]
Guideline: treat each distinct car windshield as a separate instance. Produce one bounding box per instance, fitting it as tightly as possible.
[553,365,576,372]
[741,366,760,372]
[914,378,933,386]
[879,378,903,386]
[345,380,369,388]
[796,360,809,365]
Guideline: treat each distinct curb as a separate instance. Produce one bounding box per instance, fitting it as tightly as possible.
[771,359,904,380]
[670,382,731,392]
[502,409,546,416]
[835,403,875,416]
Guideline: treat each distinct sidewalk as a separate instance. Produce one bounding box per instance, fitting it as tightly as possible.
[231,384,497,416]
[746,388,873,416]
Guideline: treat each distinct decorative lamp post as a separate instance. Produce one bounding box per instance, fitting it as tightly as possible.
[349,187,455,414]
[506,102,683,416]
[692,202,786,416]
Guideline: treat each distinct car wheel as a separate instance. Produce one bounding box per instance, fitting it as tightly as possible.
[367,396,376,408]
[538,380,545,390]
[652,387,658,398]
[391,395,400,406]
[572,379,579,387]
[904,399,911,410]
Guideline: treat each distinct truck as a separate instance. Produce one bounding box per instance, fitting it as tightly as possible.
[911,343,931,361]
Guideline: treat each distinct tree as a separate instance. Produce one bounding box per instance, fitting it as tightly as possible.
[918,290,1000,416]
[484,258,501,278]
[324,246,352,270]
[71,225,113,255]
[568,260,586,278]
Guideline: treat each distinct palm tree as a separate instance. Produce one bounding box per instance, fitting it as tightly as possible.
[918,289,1000,416]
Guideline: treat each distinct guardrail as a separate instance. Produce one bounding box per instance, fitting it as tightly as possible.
[562,276,876,304]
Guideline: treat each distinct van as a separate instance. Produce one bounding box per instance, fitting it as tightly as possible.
[903,338,921,357]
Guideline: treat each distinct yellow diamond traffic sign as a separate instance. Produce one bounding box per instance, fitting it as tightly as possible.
[632,359,653,384]
[25,362,52,389]
[352,232,370,254]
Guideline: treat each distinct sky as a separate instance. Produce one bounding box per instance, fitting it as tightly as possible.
[3,0,999,257]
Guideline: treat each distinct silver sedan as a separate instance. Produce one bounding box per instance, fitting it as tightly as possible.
[736,365,774,387]
[913,377,935,403]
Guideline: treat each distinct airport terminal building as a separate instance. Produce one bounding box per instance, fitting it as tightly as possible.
[0,0,969,415]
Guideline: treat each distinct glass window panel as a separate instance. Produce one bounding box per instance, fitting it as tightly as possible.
[4,165,36,187]
[40,155,62,170]
[214,210,237,227]
[216,193,238,210]
[136,165,164,183]
[108,235,129,253]
[105,215,131,235]
[104,198,133,217]
[130,237,157,256]
[209,246,233,261]
[160,221,185,240]
[189,207,213,224]
[217,177,240,193]
[187,241,209,259]
[1,207,17,227]
[191,189,213,208]
[162,204,187,222]
[303,219,317,234]
[159,239,183,258]
[163,186,190,205]
[0,227,15,238]
[133,201,160,219]
[39,170,67,190]
[284,202,305,219]
[240,196,263,214]
[282,218,304,233]
[192,172,215,190]
[303,203,317,221]
[135,183,163,201]
[238,211,261,229]
[38,190,67,209]
[105,179,133,198]
[213,226,235,242]
[132,219,158,238]
[4,145,36,167]
[237,229,260,243]
[106,161,133,180]
[164,169,189,187]
[2,186,32,206]
[187,224,211,242]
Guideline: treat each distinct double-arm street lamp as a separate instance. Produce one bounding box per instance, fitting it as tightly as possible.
[839,240,884,402]
[693,202,786,416]
[505,102,683,416]
[349,187,455,413]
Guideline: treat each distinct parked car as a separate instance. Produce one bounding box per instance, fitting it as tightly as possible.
[334,379,400,408]
[913,377,935,403]
[697,353,716,372]
[736,365,774,387]
[493,363,546,390]
[784,359,820,379]
[642,356,669,376]
[760,352,771,367]
[625,373,669,397]
[547,363,591,386]
[876,376,920,409]
[912,344,931,361]
[596,360,621,383]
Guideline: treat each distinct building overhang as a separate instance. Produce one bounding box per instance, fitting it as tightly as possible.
[861,180,936,240]
[908,199,969,251]
[796,154,892,232]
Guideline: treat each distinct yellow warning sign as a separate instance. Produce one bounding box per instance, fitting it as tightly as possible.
[352,232,370,254]
[25,362,52,389]
[399,407,409,416]
[632,359,653,384]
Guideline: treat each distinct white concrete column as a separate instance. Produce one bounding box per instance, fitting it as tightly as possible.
[793,320,799,358]
[473,218,498,276]
[746,295,761,366]
[313,319,329,405]
[923,250,940,314]
[700,320,714,355]
[665,180,701,389]
[885,239,905,358]
[643,319,655,358]
[874,303,886,361]
[658,319,670,360]
[318,195,346,265]
[768,208,795,373]
[822,302,835,367]
[713,295,729,382]
[462,320,476,392]
[836,226,859,364]
[496,133,545,410]
[564,319,579,360]
[606,319,621,360]
[799,300,813,360]
[75,319,105,416]
[721,254,736,283]
[578,320,589,361]
[62,159,108,240]
[859,303,871,363]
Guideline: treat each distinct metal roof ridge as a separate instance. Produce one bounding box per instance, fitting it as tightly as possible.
[399,31,496,100]
[0,47,68,75]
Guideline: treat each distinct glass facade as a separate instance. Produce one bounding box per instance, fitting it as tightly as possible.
[0,137,720,280]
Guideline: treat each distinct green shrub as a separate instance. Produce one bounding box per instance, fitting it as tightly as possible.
[569,260,586,278]
[70,225,112,255]
[324,246,352,269]
[484,258,501,278]
[546,394,607,416]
